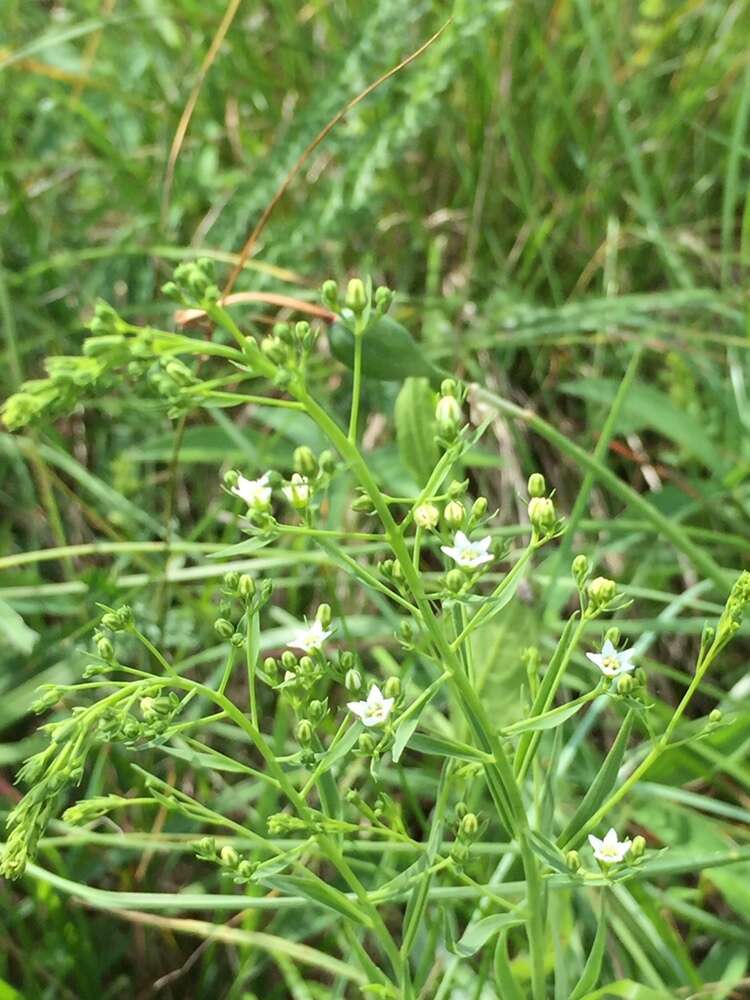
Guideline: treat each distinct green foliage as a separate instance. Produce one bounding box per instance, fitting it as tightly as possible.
[3,0,750,996]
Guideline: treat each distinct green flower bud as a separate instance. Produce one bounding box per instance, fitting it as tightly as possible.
[446,569,465,593]
[281,651,297,670]
[630,835,646,860]
[440,379,457,397]
[352,494,376,514]
[316,604,332,627]
[236,860,256,879]
[443,500,465,529]
[195,836,216,859]
[308,699,327,723]
[358,733,376,755]
[263,656,278,679]
[616,674,634,695]
[321,279,339,310]
[223,570,240,592]
[261,335,287,364]
[373,286,394,315]
[345,278,368,314]
[448,479,469,498]
[398,620,413,642]
[566,849,582,872]
[454,801,468,820]
[436,394,462,437]
[383,676,401,699]
[238,574,255,600]
[345,668,363,693]
[101,612,124,632]
[414,503,440,530]
[528,496,556,535]
[470,497,488,521]
[605,626,621,646]
[220,845,239,867]
[527,473,546,498]
[318,450,336,475]
[230,632,244,647]
[273,322,293,345]
[460,813,479,838]
[588,576,617,610]
[709,708,722,723]
[293,446,317,477]
[340,651,355,669]
[572,554,589,585]
[295,719,313,746]
[298,655,315,675]
[95,635,114,660]
[294,321,310,345]
[634,667,647,687]
[214,618,235,639]
[223,469,240,489]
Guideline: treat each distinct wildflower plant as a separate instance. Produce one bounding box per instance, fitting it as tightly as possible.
[3,263,750,998]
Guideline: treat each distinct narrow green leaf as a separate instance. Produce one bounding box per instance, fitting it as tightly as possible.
[409,732,490,764]
[558,711,634,850]
[392,715,421,764]
[0,598,38,654]
[504,696,589,736]
[258,873,372,928]
[454,914,525,958]
[394,377,439,486]
[569,897,608,999]
[494,931,525,1000]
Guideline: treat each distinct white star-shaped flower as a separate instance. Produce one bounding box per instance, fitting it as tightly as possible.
[588,828,632,864]
[232,473,272,510]
[586,639,636,678]
[347,685,395,728]
[288,619,332,653]
[440,531,493,569]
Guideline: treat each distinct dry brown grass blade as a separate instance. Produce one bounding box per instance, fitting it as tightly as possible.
[175,291,335,326]
[160,0,244,230]
[222,17,453,298]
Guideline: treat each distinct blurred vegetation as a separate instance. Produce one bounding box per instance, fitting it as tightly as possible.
[2,1,750,997]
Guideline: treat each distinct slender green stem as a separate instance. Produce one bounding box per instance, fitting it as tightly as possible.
[348,325,365,443]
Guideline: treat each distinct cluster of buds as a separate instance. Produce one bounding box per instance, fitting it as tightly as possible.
[99,605,134,633]
[526,473,559,540]
[450,802,484,871]
[215,572,274,647]
[435,380,465,442]
[260,319,321,372]
[194,837,258,884]
[97,688,181,746]
[62,794,134,826]
[145,356,198,419]
[322,277,394,323]
[1,727,91,879]
[162,258,220,307]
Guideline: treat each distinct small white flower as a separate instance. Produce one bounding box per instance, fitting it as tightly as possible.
[289,619,332,653]
[440,531,493,569]
[347,685,395,728]
[232,473,272,510]
[283,473,311,509]
[586,639,636,678]
[588,827,632,864]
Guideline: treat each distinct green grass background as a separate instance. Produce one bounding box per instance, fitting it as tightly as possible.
[2,1,750,997]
